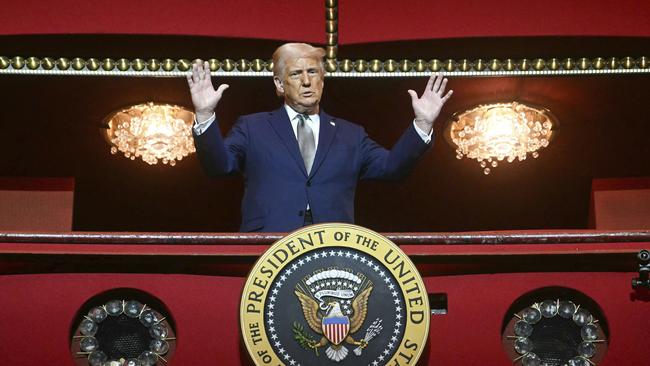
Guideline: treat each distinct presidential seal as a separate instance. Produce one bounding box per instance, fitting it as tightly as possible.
[240,224,429,365]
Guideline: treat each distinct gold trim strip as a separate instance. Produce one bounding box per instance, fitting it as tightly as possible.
[325,0,338,66]
[0,57,647,77]
[0,68,273,77]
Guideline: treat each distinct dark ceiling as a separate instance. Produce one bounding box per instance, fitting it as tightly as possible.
[0,35,648,232]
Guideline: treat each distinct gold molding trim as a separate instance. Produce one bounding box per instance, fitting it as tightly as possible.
[240,223,430,366]
[0,56,648,77]
[325,0,338,72]
[1,3,649,78]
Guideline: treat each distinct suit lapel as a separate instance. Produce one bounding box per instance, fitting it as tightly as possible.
[309,110,338,178]
[267,106,308,177]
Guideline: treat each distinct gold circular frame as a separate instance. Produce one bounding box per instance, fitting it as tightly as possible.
[240,223,430,365]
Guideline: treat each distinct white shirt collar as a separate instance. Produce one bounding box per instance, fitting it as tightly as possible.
[284,104,319,122]
[284,104,320,145]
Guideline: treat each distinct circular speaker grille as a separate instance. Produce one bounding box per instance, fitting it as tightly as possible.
[71,297,175,366]
[528,316,582,365]
[96,314,152,359]
[502,290,608,366]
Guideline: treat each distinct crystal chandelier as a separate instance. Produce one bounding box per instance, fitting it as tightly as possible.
[104,102,196,166]
[449,102,556,174]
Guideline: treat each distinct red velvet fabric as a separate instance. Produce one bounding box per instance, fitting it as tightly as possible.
[590,178,650,229]
[339,0,650,43]
[0,239,648,364]
[0,178,74,231]
[0,0,324,42]
[1,1,649,42]
[0,272,646,365]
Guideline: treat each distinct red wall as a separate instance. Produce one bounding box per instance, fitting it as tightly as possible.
[0,271,646,365]
[0,178,74,231]
[0,239,647,365]
[1,1,649,42]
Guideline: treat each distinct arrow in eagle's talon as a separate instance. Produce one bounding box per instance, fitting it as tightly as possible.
[352,339,368,356]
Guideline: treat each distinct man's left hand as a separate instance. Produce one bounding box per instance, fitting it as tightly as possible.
[408,73,453,134]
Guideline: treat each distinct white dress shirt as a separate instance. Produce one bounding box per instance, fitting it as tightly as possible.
[193,105,432,143]
[283,105,320,146]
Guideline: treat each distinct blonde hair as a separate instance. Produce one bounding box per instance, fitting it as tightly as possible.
[272,43,326,77]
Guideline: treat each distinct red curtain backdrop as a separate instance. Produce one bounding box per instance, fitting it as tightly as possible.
[1,1,649,42]
[0,0,324,42]
[339,0,650,43]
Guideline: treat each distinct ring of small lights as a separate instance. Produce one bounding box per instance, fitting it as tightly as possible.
[72,299,175,366]
[506,299,606,366]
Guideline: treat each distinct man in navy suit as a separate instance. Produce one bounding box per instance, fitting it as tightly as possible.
[188,43,452,232]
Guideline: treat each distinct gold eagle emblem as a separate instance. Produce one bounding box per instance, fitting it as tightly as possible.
[294,284,373,362]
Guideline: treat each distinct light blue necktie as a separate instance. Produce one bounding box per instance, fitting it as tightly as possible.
[296,114,316,174]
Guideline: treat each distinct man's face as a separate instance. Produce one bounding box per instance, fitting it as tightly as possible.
[274,57,324,114]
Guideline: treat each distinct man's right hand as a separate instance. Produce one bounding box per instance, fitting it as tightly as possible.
[187,60,229,123]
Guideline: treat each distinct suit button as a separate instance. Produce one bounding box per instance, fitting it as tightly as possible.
[306,181,312,187]
[298,210,304,217]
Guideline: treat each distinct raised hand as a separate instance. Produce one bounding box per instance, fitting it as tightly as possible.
[186,60,230,122]
[407,73,453,134]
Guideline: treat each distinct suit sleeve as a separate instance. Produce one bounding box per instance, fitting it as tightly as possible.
[192,117,248,176]
[359,123,431,180]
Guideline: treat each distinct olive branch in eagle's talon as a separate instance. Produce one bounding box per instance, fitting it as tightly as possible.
[292,321,320,356]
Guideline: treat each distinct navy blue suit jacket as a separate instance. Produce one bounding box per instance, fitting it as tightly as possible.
[193,106,430,232]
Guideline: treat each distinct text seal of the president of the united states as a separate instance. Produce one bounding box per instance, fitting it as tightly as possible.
[240,224,430,365]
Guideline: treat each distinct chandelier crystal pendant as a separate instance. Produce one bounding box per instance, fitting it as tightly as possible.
[104,102,196,166]
[448,102,556,175]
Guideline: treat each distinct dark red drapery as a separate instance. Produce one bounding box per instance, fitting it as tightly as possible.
[1,0,649,43]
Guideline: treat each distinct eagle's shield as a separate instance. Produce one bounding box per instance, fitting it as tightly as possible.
[322,316,350,345]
